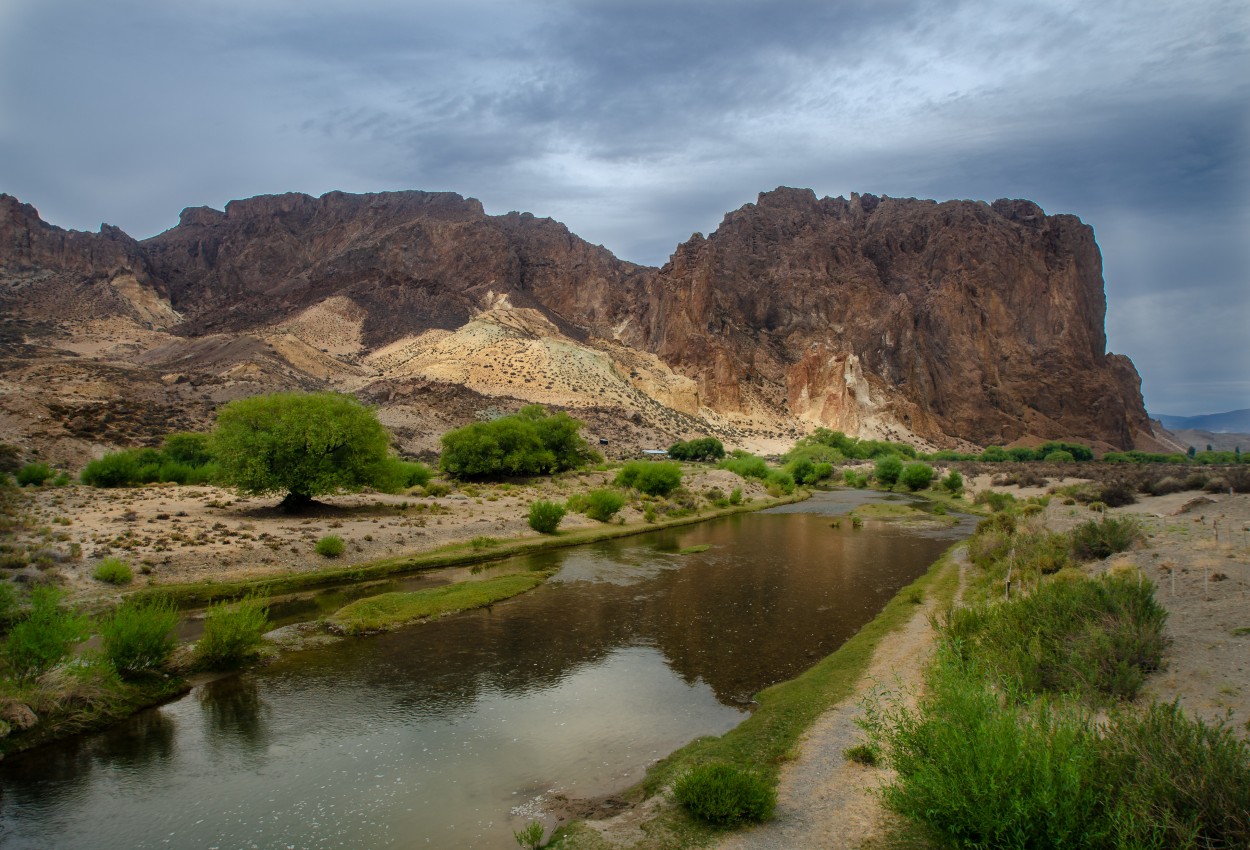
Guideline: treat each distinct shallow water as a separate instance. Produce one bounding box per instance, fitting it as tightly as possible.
[0,492,969,849]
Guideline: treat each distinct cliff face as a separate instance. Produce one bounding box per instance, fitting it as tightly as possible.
[607,188,1153,448]
[0,187,1154,453]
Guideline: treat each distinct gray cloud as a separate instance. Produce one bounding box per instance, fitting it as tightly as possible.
[1,0,1246,414]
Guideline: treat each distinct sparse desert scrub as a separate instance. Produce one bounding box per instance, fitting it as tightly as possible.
[93,556,133,584]
[315,534,345,557]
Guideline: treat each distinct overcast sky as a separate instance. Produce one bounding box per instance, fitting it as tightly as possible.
[2,1,1247,416]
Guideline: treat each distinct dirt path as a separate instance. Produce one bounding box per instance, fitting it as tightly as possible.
[712,550,966,850]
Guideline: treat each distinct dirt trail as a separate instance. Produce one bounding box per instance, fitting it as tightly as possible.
[713,550,966,850]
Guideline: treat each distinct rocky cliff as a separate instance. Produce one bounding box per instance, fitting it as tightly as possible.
[0,187,1157,458]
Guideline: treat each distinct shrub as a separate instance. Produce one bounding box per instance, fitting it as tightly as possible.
[940,469,964,495]
[843,469,869,488]
[728,487,743,505]
[668,437,725,462]
[874,455,903,486]
[1098,481,1137,507]
[162,432,213,466]
[2,586,91,681]
[718,452,769,480]
[423,482,451,497]
[899,462,935,491]
[16,462,52,487]
[974,489,1016,512]
[439,405,599,479]
[513,819,545,850]
[195,596,269,669]
[673,763,776,826]
[527,500,566,533]
[93,557,134,585]
[845,743,880,766]
[764,469,795,496]
[80,451,144,487]
[1146,475,1186,496]
[1071,516,1142,560]
[315,534,346,557]
[979,446,1011,462]
[1044,450,1075,463]
[616,461,682,496]
[643,503,658,523]
[584,488,626,522]
[0,581,16,625]
[100,598,179,675]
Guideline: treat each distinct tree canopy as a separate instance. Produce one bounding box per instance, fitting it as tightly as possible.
[439,405,599,479]
[211,391,393,508]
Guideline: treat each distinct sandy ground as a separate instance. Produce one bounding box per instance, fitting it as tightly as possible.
[4,468,766,606]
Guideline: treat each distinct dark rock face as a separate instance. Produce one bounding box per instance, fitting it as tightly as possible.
[0,187,1154,450]
[609,188,1154,448]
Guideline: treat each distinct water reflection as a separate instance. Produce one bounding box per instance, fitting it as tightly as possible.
[0,492,967,850]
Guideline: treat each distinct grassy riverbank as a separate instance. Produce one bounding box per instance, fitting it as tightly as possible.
[328,571,551,634]
[549,542,964,849]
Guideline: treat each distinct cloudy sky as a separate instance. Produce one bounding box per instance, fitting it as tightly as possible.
[2,1,1246,416]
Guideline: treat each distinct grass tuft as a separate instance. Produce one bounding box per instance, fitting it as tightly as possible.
[328,572,548,635]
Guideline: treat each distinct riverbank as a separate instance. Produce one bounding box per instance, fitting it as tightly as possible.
[548,487,1250,849]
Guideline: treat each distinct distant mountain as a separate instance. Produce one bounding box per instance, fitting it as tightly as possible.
[1156,409,1250,433]
[0,188,1163,463]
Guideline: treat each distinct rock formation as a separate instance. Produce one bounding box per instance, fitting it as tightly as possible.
[0,187,1159,460]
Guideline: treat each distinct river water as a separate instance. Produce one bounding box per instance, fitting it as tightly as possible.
[0,491,969,849]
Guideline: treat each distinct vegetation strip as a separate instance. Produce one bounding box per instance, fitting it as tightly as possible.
[130,494,808,608]
[328,572,550,635]
[551,542,963,847]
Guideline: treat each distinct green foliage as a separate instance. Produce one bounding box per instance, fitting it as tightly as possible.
[195,595,269,669]
[668,437,726,462]
[16,462,53,487]
[100,598,179,675]
[329,573,548,634]
[643,503,658,523]
[0,581,17,625]
[974,489,1016,512]
[898,462,935,491]
[874,454,903,486]
[584,488,626,522]
[1070,516,1142,560]
[843,469,869,488]
[527,500,566,533]
[1044,449,1076,463]
[718,452,769,480]
[162,432,213,466]
[801,428,916,460]
[616,461,683,496]
[979,445,1012,462]
[1037,441,1093,462]
[93,557,133,585]
[370,458,434,493]
[82,439,218,488]
[315,534,346,558]
[439,405,599,479]
[845,743,879,765]
[947,574,1168,702]
[212,391,392,505]
[513,819,545,850]
[2,586,91,681]
[673,764,776,826]
[1008,446,1039,462]
[728,487,743,505]
[764,469,795,495]
[940,469,964,495]
[786,456,835,486]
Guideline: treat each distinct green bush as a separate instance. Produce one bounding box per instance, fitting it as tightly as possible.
[81,451,143,487]
[1044,450,1076,463]
[195,595,269,669]
[673,763,776,826]
[843,469,869,488]
[974,489,1016,512]
[2,586,91,681]
[315,534,346,558]
[527,500,566,533]
[979,445,1011,462]
[1070,516,1142,560]
[616,461,682,496]
[162,432,213,466]
[940,469,964,495]
[718,452,769,480]
[584,488,626,522]
[899,462,935,491]
[439,405,599,479]
[764,469,795,496]
[93,557,134,585]
[874,455,903,486]
[728,487,742,505]
[0,581,17,625]
[16,462,52,487]
[668,437,725,462]
[100,598,179,675]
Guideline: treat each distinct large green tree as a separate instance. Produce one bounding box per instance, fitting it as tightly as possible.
[211,391,392,509]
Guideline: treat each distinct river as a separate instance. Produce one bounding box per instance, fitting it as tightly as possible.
[0,491,969,849]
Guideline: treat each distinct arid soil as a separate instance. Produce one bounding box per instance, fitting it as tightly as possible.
[4,468,766,606]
